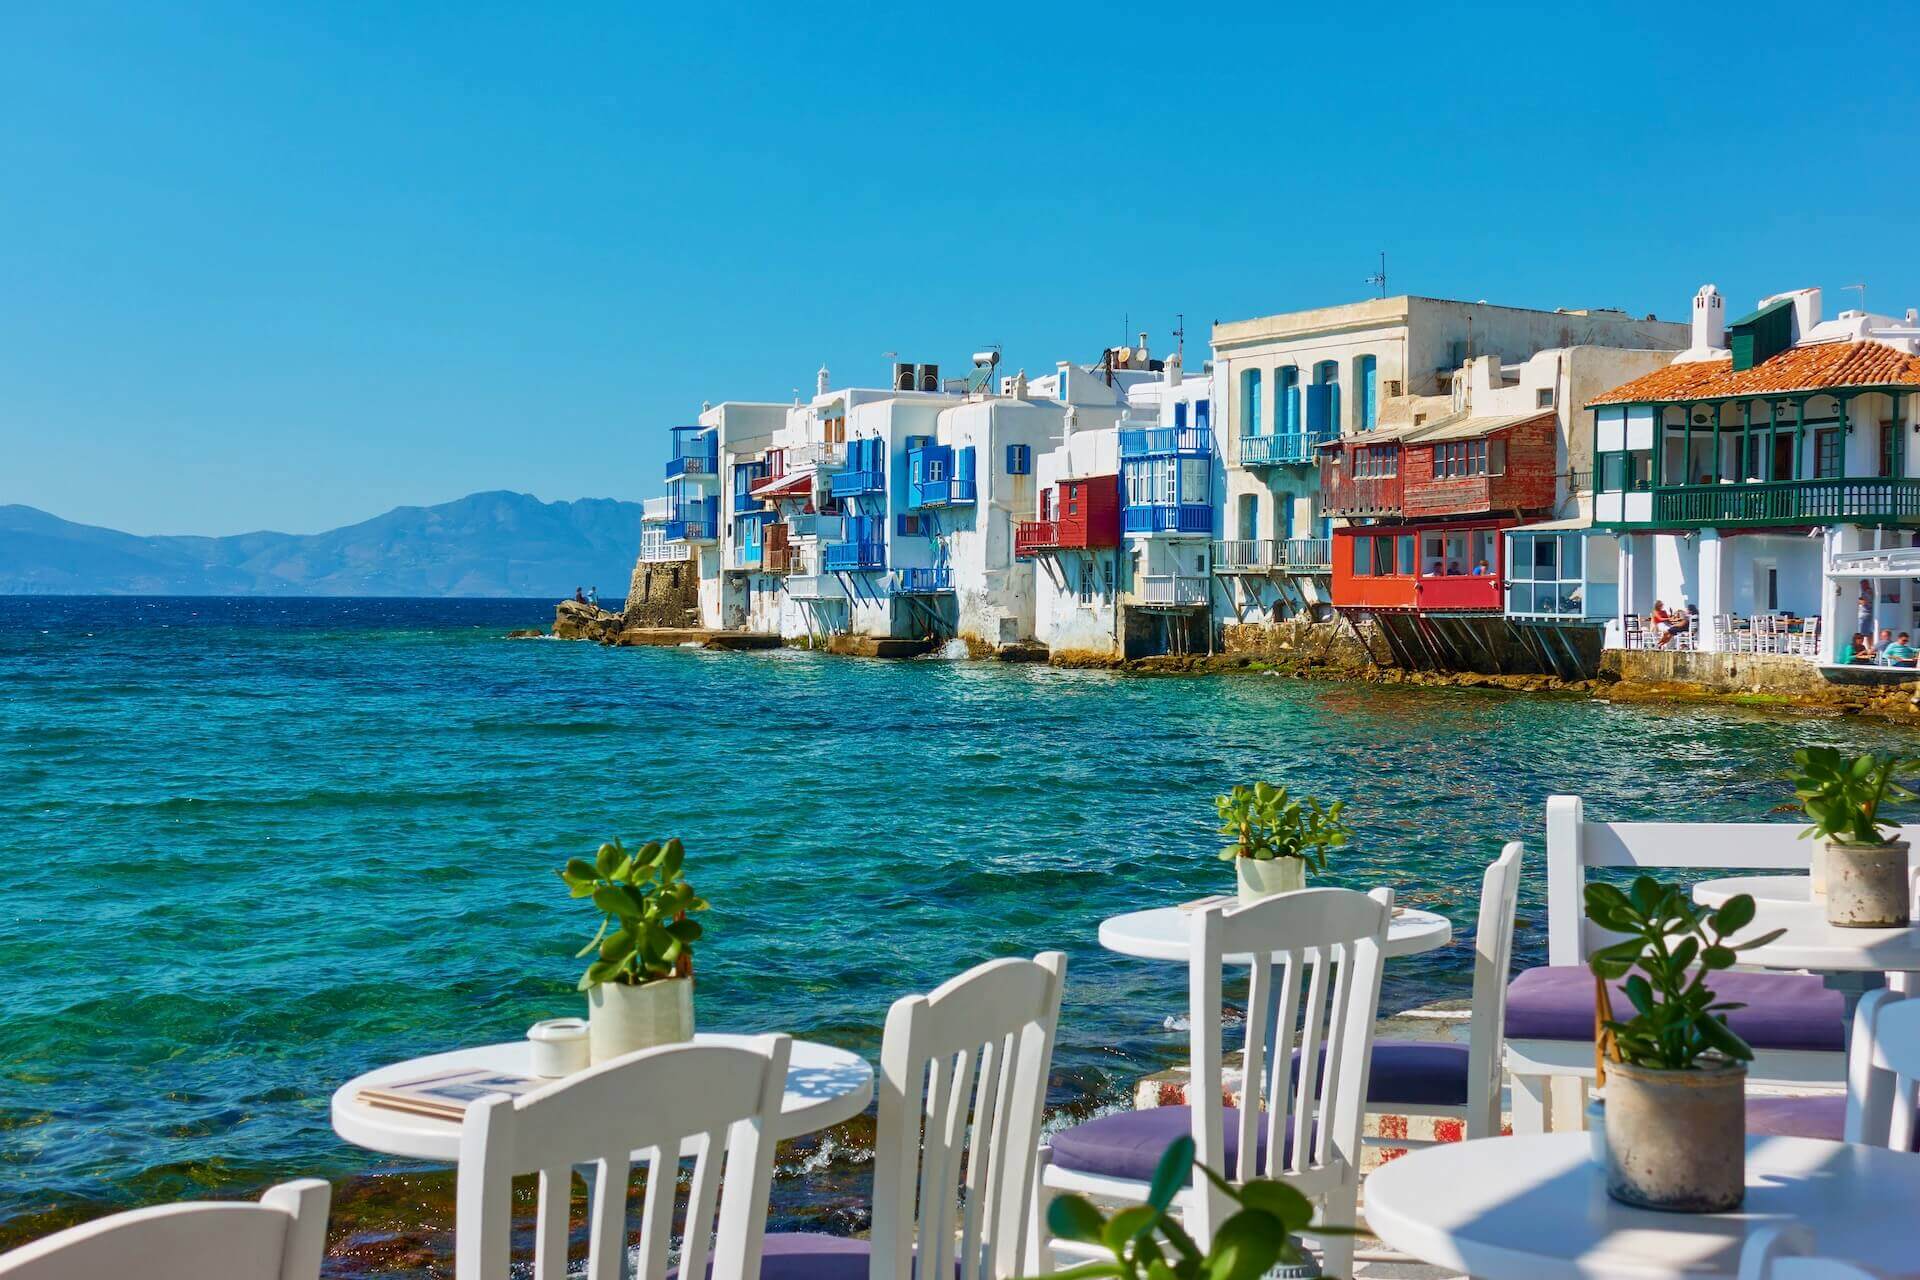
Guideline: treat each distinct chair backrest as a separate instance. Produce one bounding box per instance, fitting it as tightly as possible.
[1466,843,1524,1138]
[455,1035,791,1280]
[869,953,1067,1280]
[1543,796,1920,965]
[0,1179,328,1280]
[1741,1226,1889,1279]
[1187,887,1391,1239]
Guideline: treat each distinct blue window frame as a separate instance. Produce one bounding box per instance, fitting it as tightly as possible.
[1278,367,1300,435]
[1357,355,1377,431]
[1313,361,1340,435]
[1006,444,1031,475]
[1241,368,1263,436]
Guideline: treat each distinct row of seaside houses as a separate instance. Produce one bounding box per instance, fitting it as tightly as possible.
[635,282,1920,669]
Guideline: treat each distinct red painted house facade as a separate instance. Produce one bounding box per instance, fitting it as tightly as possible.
[1325,410,1558,613]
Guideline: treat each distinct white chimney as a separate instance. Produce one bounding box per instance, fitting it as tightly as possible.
[1166,350,1183,387]
[1010,369,1028,401]
[816,364,830,396]
[1692,284,1725,352]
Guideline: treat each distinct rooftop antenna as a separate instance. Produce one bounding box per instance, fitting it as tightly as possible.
[1365,251,1388,299]
[1843,283,1867,313]
[882,351,897,385]
[1173,313,1185,360]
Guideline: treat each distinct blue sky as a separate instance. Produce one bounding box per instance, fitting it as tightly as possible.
[3,2,1916,535]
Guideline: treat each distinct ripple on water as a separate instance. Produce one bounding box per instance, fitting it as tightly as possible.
[3,595,1917,1259]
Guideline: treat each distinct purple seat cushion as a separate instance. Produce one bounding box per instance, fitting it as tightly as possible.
[1746,1094,1846,1142]
[1506,965,1845,1054]
[1365,1040,1471,1107]
[675,1234,870,1280]
[1051,1105,1292,1182]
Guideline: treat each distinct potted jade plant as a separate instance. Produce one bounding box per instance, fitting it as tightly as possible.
[1792,747,1913,927]
[559,836,708,1064]
[1216,782,1352,905]
[1586,877,1782,1213]
[1032,1134,1341,1280]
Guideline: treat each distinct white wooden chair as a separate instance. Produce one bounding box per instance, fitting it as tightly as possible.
[0,1179,329,1280]
[1741,1227,1891,1279]
[758,952,1068,1280]
[1505,796,1911,1133]
[1362,843,1521,1145]
[1846,988,1920,1150]
[1034,888,1391,1279]
[456,1035,791,1280]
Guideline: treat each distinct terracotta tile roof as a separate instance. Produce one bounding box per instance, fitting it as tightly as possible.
[1588,340,1920,405]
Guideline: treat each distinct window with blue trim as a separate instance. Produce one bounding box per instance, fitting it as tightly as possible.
[1006,444,1031,475]
[1313,360,1340,435]
[1241,368,1263,436]
[1278,367,1300,434]
[1196,399,1210,430]
[1356,355,1377,431]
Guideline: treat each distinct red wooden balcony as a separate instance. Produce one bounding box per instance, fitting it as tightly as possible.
[1014,519,1058,559]
[1401,411,1557,519]
[1322,441,1407,518]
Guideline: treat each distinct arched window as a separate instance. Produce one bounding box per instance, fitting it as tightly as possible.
[1241,368,1263,437]
[1356,355,1378,430]
[1277,367,1300,435]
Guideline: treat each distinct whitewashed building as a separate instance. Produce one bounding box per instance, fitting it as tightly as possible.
[1586,284,1920,664]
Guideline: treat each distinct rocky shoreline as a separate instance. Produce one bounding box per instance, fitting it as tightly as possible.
[536,601,1920,728]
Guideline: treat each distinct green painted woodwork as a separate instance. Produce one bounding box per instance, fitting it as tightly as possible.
[1728,297,1794,372]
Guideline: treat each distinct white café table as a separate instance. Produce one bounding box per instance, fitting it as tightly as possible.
[1099,900,1452,963]
[1691,874,1920,1021]
[332,1033,874,1161]
[1365,1132,1920,1279]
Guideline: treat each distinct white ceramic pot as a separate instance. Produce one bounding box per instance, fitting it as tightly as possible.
[1585,1097,1608,1167]
[1603,1058,1746,1213]
[1811,837,1831,896]
[586,976,694,1063]
[1236,856,1307,905]
[1825,838,1911,928]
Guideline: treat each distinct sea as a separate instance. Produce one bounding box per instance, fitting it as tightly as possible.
[1,596,1909,1272]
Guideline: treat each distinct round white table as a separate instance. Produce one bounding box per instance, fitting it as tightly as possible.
[1098,902,1452,963]
[332,1033,874,1161]
[1689,877,1920,973]
[1365,1132,1920,1279]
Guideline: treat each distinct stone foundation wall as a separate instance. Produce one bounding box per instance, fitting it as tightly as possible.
[623,554,700,629]
[1219,617,1377,669]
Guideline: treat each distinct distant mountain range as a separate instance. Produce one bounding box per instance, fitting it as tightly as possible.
[0,491,642,598]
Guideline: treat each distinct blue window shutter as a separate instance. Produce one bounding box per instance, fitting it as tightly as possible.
[1175,402,1188,428]
[1305,384,1332,436]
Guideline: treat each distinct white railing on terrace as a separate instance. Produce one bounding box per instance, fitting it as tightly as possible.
[1831,546,1920,577]
[1210,538,1332,573]
[1137,574,1210,606]
[642,496,671,522]
[787,442,846,469]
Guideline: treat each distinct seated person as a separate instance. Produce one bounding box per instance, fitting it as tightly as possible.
[1659,602,1693,647]
[1446,560,1462,576]
[1472,559,1490,576]
[1878,628,1896,655]
[1842,632,1873,664]
[1884,633,1919,667]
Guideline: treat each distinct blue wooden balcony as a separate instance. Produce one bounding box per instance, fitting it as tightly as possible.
[894,566,953,594]
[1123,503,1212,535]
[823,540,886,572]
[665,496,718,542]
[830,468,886,498]
[732,460,770,511]
[665,426,718,480]
[1120,426,1211,458]
[906,441,976,507]
[1239,431,1330,467]
[909,478,977,507]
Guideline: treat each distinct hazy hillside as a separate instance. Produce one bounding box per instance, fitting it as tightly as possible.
[0,492,642,598]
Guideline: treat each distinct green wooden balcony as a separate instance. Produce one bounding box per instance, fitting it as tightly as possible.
[1649,477,1920,527]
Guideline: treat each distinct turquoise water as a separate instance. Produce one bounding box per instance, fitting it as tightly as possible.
[2,597,1912,1262]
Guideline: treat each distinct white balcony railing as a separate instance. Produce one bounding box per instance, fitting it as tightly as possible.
[642,496,671,522]
[787,441,846,470]
[785,513,846,542]
[1831,546,1920,577]
[1137,574,1210,606]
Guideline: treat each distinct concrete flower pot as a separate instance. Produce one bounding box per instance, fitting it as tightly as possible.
[586,976,694,1063]
[1237,855,1307,905]
[1825,837,1911,928]
[1603,1057,1746,1213]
